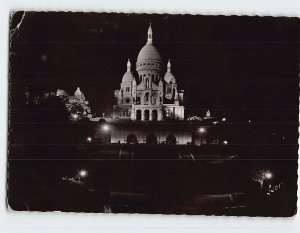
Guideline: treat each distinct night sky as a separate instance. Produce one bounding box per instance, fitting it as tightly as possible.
[10,12,299,123]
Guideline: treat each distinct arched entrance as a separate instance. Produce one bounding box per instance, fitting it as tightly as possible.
[136,110,141,121]
[166,135,176,144]
[152,110,158,121]
[146,134,157,144]
[127,134,138,144]
[144,109,150,121]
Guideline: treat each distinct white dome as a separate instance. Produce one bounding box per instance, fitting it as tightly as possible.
[122,71,134,84]
[137,44,162,63]
[164,72,176,84]
[122,59,134,84]
[164,59,176,84]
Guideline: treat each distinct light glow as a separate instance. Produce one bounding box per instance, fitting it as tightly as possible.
[199,127,206,133]
[71,113,78,119]
[78,169,88,178]
[264,172,273,179]
[102,124,109,131]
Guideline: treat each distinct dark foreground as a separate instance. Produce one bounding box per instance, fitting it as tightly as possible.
[8,143,297,216]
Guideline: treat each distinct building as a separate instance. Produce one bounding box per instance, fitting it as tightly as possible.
[95,24,218,145]
[113,24,184,121]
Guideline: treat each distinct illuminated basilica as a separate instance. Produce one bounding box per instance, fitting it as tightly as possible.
[95,24,215,145]
[113,24,185,121]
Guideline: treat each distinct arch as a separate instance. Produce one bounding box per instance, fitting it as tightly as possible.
[166,135,176,144]
[152,110,158,121]
[127,134,138,144]
[136,109,141,121]
[125,98,130,104]
[146,134,157,144]
[144,109,150,121]
[166,86,171,94]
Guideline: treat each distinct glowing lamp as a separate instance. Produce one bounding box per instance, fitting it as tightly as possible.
[78,169,87,178]
[199,127,206,133]
[102,125,109,131]
[264,172,273,179]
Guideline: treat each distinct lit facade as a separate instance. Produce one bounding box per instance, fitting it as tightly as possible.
[113,24,184,121]
[95,24,214,145]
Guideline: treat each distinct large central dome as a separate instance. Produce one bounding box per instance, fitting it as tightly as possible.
[137,43,162,63]
[136,24,163,72]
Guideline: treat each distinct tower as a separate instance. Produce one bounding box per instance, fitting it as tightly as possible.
[113,59,135,119]
[133,23,164,121]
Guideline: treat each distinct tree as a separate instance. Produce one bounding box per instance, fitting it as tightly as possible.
[58,87,92,121]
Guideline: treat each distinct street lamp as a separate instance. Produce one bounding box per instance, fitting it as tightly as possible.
[223,140,228,145]
[222,117,226,122]
[252,169,273,188]
[86,137,92,143]
[264,171,273,180]
[199,127,206,133]
[102,124,109,131]
[199,127,206,145]
[71,113,79,121]
[78,169,88,178]
[102,124,110,143]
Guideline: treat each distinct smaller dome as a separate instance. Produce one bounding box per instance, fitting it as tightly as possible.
[122,59,134,84]
[122,72,134,84]
[164,59,176,84]
[164,72,176,84]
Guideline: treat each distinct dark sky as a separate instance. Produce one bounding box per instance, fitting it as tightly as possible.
[10,12,299,122]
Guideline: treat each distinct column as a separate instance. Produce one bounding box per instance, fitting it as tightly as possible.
[158,110,162,121]
[141,110,145,121]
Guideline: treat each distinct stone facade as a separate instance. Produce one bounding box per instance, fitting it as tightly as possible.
[113,24,184,121]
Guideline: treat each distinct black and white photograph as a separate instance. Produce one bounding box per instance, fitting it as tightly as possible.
[7,11,298,217]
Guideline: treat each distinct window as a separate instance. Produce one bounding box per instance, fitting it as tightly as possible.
[146,78,150,88]
[167,87,171,93]
[126,87,130,92]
